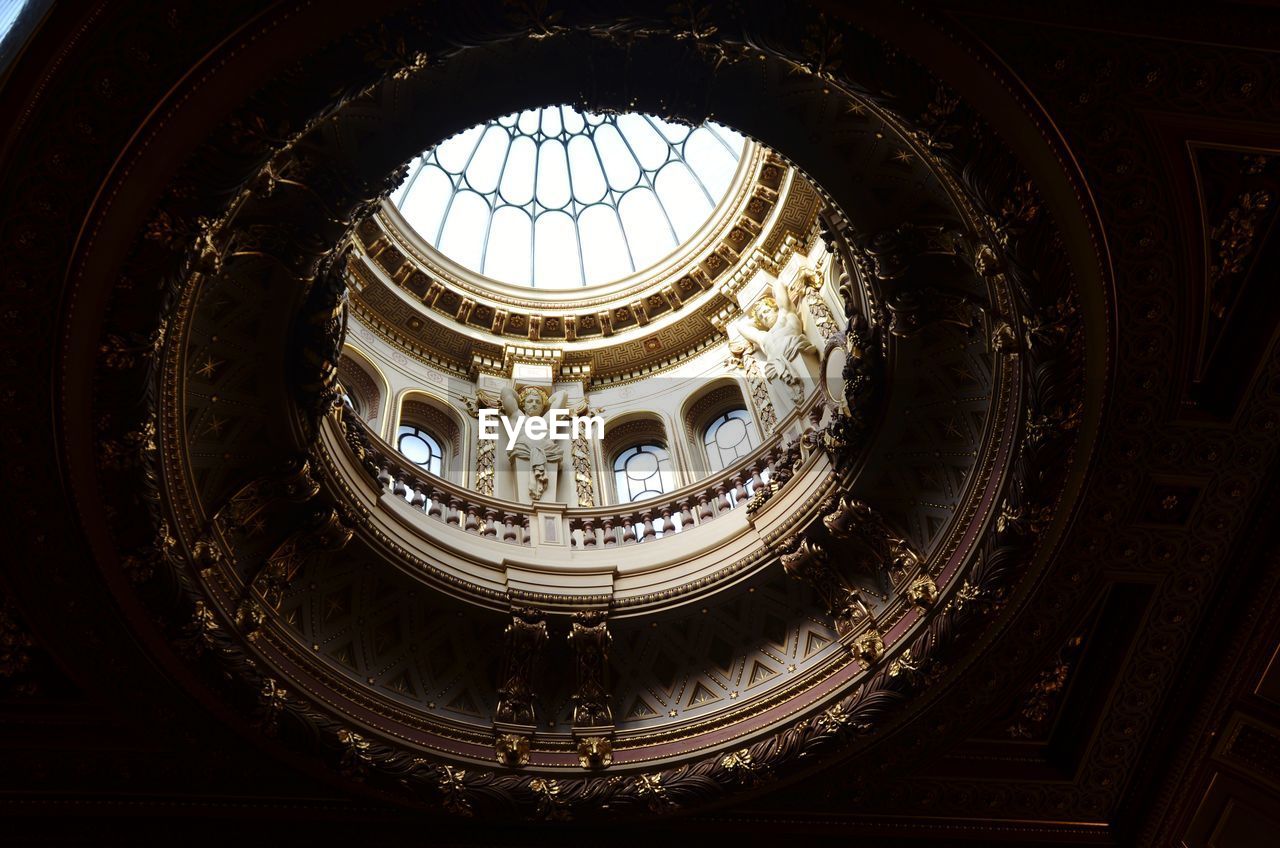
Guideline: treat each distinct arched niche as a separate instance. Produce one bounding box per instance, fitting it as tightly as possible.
[337,345,389,431]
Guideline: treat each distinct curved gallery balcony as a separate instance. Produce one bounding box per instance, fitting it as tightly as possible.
[319,391,854,615]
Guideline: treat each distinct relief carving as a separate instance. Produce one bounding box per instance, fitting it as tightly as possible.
[734,274,818,411]
[494,607,548,729]
[569,610,613,732]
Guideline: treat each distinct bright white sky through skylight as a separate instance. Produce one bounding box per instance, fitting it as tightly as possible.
[0,1,29,44]
[390,106,746,289]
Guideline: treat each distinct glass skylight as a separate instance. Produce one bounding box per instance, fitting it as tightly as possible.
[390,105,746,289]
[0,1,29,45]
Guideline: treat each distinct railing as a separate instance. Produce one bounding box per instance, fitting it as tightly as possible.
[334,399,812,551]
[565,438,796,548]
[338,405,536,545]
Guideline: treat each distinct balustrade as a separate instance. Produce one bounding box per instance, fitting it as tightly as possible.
[565,439,793,549]
[333,404,806,553]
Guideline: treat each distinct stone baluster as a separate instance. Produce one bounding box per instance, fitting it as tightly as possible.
[376,465,394,492]
[410,484,427,511]
[660,507,674,537]
[715,483,731,513]
[581,518,597,547]
[748,463,764,495]
[449,497,463,528]
[391,472,409,500]
[503,513,518,543]
[641,511,656,542]
[521,515,531,545]
[679,499,694,531]
[602,518,616,546]
[697,493,713,521]
[427,486,444,520]
[482,508,498,537]
[732,473,748,507]
[464,505,479,533]
[621,515,637,545]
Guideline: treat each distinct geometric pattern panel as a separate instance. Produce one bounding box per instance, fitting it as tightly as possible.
[857,324,996,554]
[594,572,836,732]
[280,554,504,727]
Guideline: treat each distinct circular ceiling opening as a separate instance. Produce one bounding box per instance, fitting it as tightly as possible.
[389,104,746,289]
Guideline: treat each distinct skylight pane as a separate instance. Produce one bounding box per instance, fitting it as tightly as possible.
[593,123,642,191]
[618,189,677,269]
[650,117,692,144]
[535,140,571,209]
[684,129,739,199]
[567,135,607,204]
[483,207,532,285]
[397,165,452,243]
[615,114,670,170]
[540,106,562,136]
[498,136,536,206]
[517,109,539,134]
[654,163,711,240]
[436,190,489,270]
[465,125,510,194]
[579,205,633,283]
[534,211,581,288]
[561,106,585,134]
[434,124,485,173]
[706,123,746,157]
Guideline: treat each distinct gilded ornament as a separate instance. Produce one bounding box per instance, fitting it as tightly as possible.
[494,733,530,768]
[721,747,771,786]
[907,576,938,608]
[576,736,613,770]
[436,765,473,816]
[528,778,570,820]
[336,729,373,780]
[991,320,1018,353]
[887,648,921,679]
[634,771,675,812]
[815,702,850,733]
[853,629,885,664]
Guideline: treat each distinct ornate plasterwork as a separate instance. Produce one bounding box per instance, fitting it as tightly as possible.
[72,0,1088,822]
[345,159,821,386]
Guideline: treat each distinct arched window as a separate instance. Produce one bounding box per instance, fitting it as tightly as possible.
[397,425,444,476]
[703,408,758,472]
[612,443,675,505]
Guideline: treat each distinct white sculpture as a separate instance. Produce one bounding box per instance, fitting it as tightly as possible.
[500,385,568,504]
[735,275,817,405]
